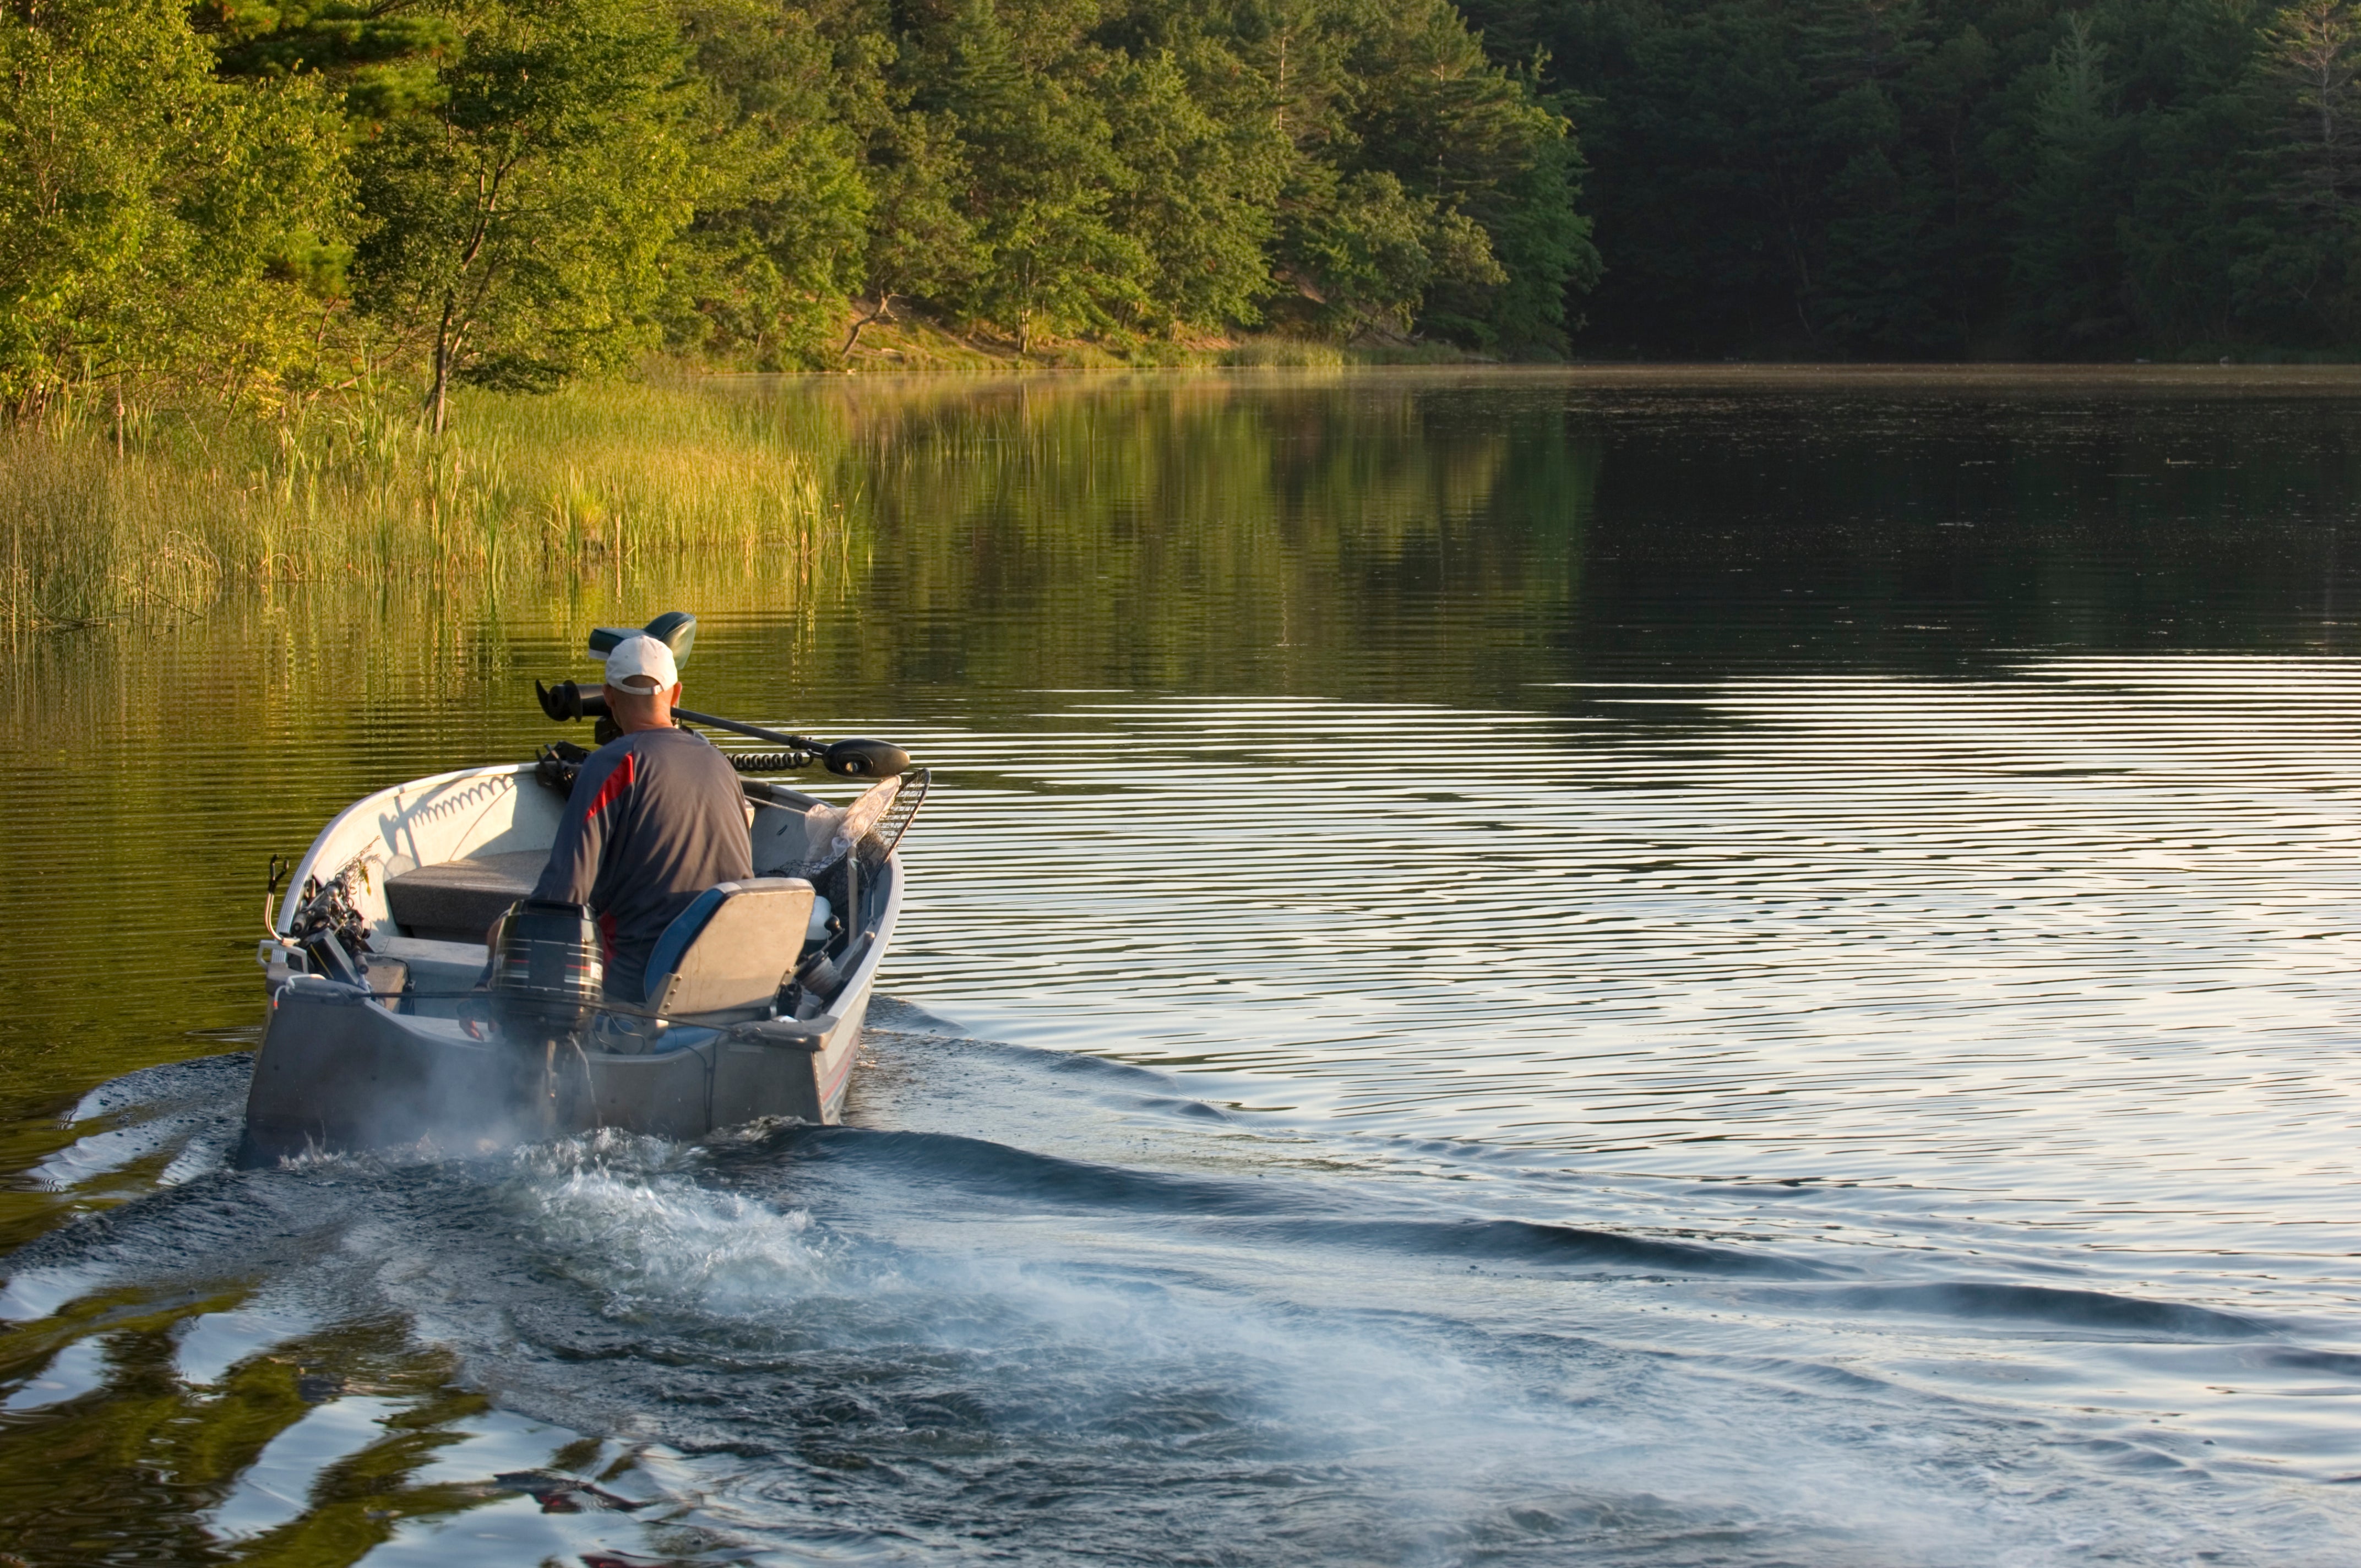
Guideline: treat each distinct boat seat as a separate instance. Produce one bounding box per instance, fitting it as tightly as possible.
[384,850,547,943]
[369,934,490,992]
[642,878,815,1020]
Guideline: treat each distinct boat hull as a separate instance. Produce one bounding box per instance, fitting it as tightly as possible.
[238,982,868,1163]
[238,761,897,1164]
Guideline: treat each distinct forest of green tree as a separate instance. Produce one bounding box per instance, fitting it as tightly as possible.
[1483,0,2361,359]
[4,0,2358,417]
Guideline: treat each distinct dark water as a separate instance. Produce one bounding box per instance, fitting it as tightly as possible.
[7,368,2361,1565]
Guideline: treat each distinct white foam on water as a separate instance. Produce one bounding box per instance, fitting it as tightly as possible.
[321,1066,2343,1564]
[456,1136,2133,1565]
[502,1133,841,1321]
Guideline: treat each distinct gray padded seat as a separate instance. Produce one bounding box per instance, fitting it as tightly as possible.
[642,878,816,1020]
[384,850,547,942]
[369,934,494,990]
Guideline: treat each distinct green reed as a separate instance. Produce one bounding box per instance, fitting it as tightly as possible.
[0,383,844,628]
[1217,339,1351,368]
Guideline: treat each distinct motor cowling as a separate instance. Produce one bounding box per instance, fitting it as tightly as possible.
[488,899,603,1034]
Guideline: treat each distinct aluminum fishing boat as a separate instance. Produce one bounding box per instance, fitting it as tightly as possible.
[238,616,923,1164]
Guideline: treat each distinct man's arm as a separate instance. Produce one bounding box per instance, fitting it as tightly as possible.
[533,746,636,905]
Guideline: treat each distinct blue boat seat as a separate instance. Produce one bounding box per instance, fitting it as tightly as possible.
[641,877,817,1019]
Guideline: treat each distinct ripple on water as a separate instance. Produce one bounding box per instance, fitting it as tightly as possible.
[6,656,2361,1564]
[884,662,2361,1217]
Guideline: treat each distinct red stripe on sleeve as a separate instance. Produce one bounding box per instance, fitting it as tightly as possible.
[582,751,635,821]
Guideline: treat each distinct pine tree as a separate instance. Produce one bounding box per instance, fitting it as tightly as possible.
[662,0,880,369]
[2007,13,2131,350]
[2239,0,2361,336]
[915,0,1146,352]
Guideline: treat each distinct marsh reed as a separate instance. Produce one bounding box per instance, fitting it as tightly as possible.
[0,383,844,628]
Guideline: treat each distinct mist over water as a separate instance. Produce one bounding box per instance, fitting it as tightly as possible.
[6,369,2361,1564]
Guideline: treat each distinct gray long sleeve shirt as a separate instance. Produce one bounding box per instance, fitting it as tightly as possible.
[532,726,753,1002]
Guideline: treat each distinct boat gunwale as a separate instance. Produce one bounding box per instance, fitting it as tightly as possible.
[274,760,537,935]
[274,760,905,1063]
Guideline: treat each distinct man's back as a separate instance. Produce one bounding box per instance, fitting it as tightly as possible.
[532,726,753,1001]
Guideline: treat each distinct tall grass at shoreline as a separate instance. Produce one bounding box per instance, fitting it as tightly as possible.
[0,384,846,628]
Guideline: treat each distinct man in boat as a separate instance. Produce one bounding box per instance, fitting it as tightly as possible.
[526,633,753,1003]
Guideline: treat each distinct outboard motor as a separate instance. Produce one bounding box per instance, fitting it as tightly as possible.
[488,899,604,1036]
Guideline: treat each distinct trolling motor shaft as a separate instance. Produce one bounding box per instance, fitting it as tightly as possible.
[534,611,912,777]
[534,677,909,778]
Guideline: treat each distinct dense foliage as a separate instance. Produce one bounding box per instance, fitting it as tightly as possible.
[3,0,2358,413]
[1469,0,2361,357]
[1,0,1590,414]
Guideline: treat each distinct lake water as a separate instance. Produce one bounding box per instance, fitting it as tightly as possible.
[6,367,2361,1565]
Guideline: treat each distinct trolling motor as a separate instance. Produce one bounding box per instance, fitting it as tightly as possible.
[532,611,911,780]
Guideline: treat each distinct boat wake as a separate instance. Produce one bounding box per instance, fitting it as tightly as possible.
[4,1007,2360,1565]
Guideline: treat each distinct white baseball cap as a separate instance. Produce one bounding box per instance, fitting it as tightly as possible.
[603,633,679,694]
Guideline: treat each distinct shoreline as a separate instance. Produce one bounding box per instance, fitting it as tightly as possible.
[707,358,2361,385]
[801,308,2361,380]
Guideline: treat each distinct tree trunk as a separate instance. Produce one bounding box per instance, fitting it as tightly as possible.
[426,290,457,435]
[841,293,897,359]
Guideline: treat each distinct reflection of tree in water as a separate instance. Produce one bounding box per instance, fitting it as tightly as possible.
[1568,383,2361,669]
[794,376,1597,698]
[0,1300,524,1565]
